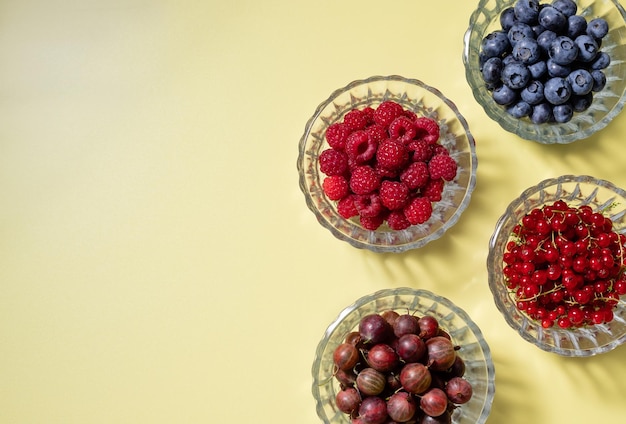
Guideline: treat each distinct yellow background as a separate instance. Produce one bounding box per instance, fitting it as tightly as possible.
[1,0,626,423]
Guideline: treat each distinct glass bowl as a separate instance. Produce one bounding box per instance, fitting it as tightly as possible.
[463,0,626,144]
[311,287,495,424]
[297,75,477,253]
[487,175,626,356]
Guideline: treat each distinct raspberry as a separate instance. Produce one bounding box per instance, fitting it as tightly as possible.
[379,180,410,210]
[349,165,380,195]
[414,117,440,144]
[337,195,358,219]
[345,130,377,164]
[387,210,411,230]
[407,139,435,162]
[376,138,409,170]
[373,101,404,127]
[403,109,418,122]
[319,148,348,176]
[325,122,351,150]
[354,193,384,218]
[403,196,433,225]
[343,109,369,131]
[360,213,385,231]
[388,116,418,143]
[361,106,376,125]
[428,154,458,181]
[423,179,444,202]
[366,123,388,143]
[374,164,400,180]
[400,161,430,190]
[322,175,349,200]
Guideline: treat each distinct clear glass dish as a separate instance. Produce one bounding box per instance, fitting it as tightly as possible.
[297,75,477,253]
[463,0,626,144]
[487,175,626,356]
[311,287,495,424]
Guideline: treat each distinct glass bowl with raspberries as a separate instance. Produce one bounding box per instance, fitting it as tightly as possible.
[487,175,626,356]
[297,75,477,253]
[311,287,495,424]
[463,0,626,144]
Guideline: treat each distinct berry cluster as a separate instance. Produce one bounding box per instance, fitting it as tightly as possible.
[479,0,611,124]
[503,200,626,329]
[320,100,458,231]
[333,311,473,424]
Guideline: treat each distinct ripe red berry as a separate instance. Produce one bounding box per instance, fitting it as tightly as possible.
[404,197,433,225]
[428,154,458,181]
[349,166,380,195]
[376,138,409,170]
[379,180,410,211]
[319,148,349,176]
[322,175,349,200]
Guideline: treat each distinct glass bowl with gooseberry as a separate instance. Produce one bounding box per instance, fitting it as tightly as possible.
[311,287,495,424]
[463,0,626,144]
[487,175,626,356]
[297,75,477,253]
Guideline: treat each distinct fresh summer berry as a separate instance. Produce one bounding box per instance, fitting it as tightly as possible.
[322,175,349,200]
[413,117,440,144]
[428,154,458,181]
[366,123,388,143]
[354,193,384,218]
[388,115,418,143]
[349,165,380,195]
[379,180,410,211]
[345,130,377,164]
[513,0,540,24]
[343,109,369,131]
[423,179,445,202]
[376,138,409,170]
[373,100,404,127]
[386,210,411,230]
[360,213,385,231]
[319,149,349,176]
[337,194,359,219]
[403,196,433,225]
[400,161,430,190]
[325,122,350,150]
[407,139,435,162]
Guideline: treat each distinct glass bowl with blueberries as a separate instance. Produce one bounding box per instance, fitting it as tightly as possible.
[297,75,477,253]
[487,175,626,356]
[463,0,626,144]
[311,287,495,424]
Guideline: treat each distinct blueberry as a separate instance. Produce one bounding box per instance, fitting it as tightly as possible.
[551,0,577,17]
[571,93,593,112]
[481,30,511,58]
[553,103,574,123]
[482,57,504,85]
[567,69,594,95]
[508,22,535,46]
[507,100,532,118]
[538,6,567,32]
[547,58,571,77]
[531,102,554,123]
[574,34,599,62]
[544,77,572,105]
[591,70,607,92]
[502,62,532,89]
[514,0,540,24]
[537,30,557,53]
[521,80,545,104]
[549,36,578,65]
[500,7,517,31]
[567,15,587,38]
[590,51,611,70]
[503,55,520,66]
[528,60,548,79]
[513,38,541,64]
[587,18,609,40]
[492,84,519,106]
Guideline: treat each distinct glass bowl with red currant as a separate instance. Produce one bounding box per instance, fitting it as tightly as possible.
[297,75,477,253]
[463,0,626,144]
[488,175,626,356]
[312,287,495,424]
